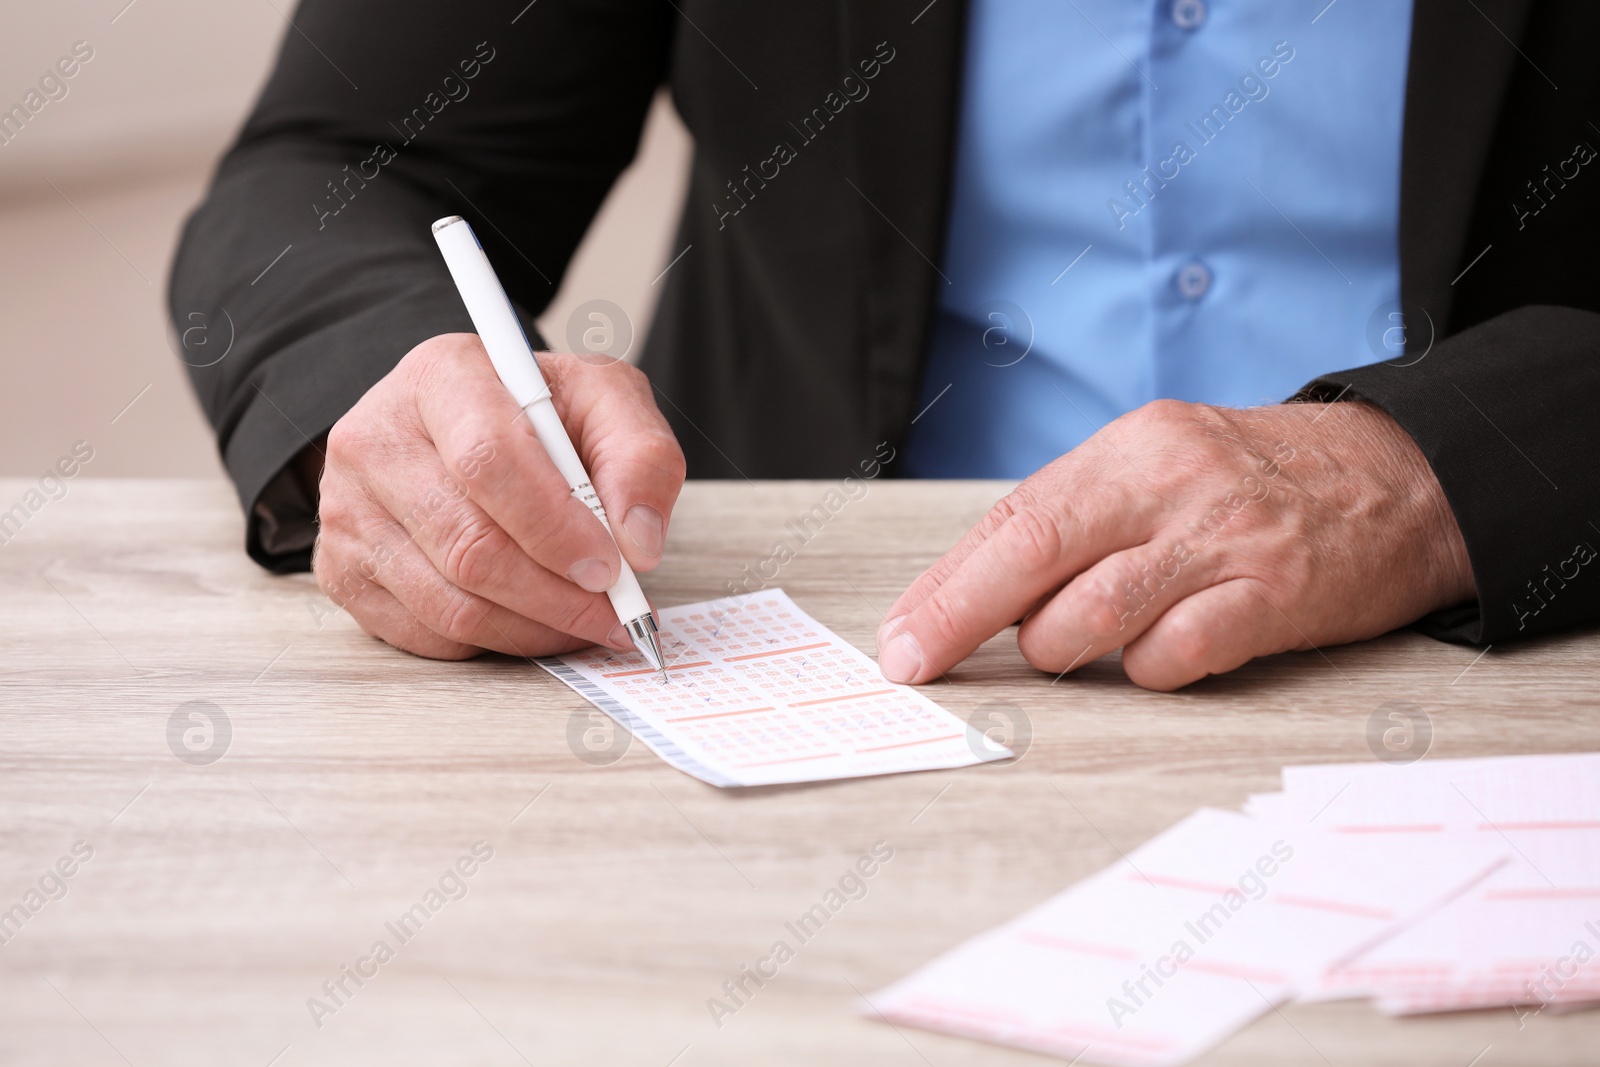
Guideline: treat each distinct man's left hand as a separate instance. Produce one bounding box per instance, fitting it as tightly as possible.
[876,399,1476,691]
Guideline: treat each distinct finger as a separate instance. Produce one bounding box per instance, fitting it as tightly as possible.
[879,468,1157,650]
[323,518,595,659]
[356,444,624,648]
[377,531,604,658]
[315,529,478,659]
[877,489,1029,645]
[329,568,481,660]
[879,495,1147,684]
[1016,537,1215,675]
[1120,578,1297,691]
[544,354,686,572]
[408,335,624,593]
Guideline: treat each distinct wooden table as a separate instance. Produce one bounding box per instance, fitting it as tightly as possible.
[3,479,1597,1066]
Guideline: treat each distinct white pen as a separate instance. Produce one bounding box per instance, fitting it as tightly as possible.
[431,215,668,682]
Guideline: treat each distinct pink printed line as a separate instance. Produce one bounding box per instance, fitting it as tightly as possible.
[1185,959,1289,983]
[1033,1022,1174,1053]
[722,641,830,661]
[1485,888,1600,900]
[1328,822,1600,833]
[602,660,710,678]
[735,752,841,768]
[1379,979,1600,999]
[1016,931,1138,961]
[899,995,1024,1024]
[1326,964,1454,975]
[1136,873,1236,895]
[666,705,775,723]
[1274,893,1394,920]
[789,688,895,707]
[857,734,962,753]
[1388,979,1600,991]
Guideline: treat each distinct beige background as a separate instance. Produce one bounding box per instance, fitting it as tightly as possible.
[0,0,691,478]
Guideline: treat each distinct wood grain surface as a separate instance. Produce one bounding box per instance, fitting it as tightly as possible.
[1,478,1596,1066]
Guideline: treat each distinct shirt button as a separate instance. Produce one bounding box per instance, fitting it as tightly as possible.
[1176,261,1212,300]
[1172,0,1207,30]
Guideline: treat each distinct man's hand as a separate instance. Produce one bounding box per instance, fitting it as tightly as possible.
[877,400,1475,691]
[313,333,685,659]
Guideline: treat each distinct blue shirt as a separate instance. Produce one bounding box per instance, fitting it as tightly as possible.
[904,0,1415,478]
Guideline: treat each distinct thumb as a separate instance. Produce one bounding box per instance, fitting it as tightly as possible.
[542,353,686,572]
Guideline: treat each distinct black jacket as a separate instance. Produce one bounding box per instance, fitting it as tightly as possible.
[171,0,1600,646]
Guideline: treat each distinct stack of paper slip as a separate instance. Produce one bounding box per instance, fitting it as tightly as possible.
[1270,753,1600,1016]
[868,752,1600,1066]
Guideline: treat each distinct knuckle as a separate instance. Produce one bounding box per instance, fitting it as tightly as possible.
[1078,587,1129,641]
[1221,496,1273,540]
[919,593,968,651]
[438,513,510,591]
[1143,397,1192,423]
[603,428,686,488]
[453,434,501,481]
[985,489,1026,528]
[433,590,487,647]
[445,418,517,487]
[546,592,614,639]
[520,494,608,569]
[515,505,571,563]
[404,332,466,373]
[316,486,356,533]
[472,419,519,465]
[1121,398,1204,442]
[615,360,665,408]
[1000,506,1064,572]
[1264,550,1316,603]
[616,359,651,391]
[640,431,688,483]
[324,417,362,469]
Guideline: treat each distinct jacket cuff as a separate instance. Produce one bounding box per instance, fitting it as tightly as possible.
[224,291,547,573]
[1295,305,1600,645]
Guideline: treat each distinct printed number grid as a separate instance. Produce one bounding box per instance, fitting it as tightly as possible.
[549,591,995,784]
[662,599,822,660]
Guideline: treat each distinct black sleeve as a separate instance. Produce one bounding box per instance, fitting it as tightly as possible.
[169,0,672,572]
[1298,305,1600,645]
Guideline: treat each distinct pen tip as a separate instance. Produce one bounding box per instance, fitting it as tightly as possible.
[623,614,668,679]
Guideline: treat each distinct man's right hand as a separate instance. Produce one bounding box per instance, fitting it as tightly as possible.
[313,333,686,659]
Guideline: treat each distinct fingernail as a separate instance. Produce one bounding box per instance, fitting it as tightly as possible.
[568,558,613,593]
[622,504,664,559]
[879,631,925,685]
[878,613,908,648]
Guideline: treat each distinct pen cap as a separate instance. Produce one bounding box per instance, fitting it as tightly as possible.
[431,216,551,409]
